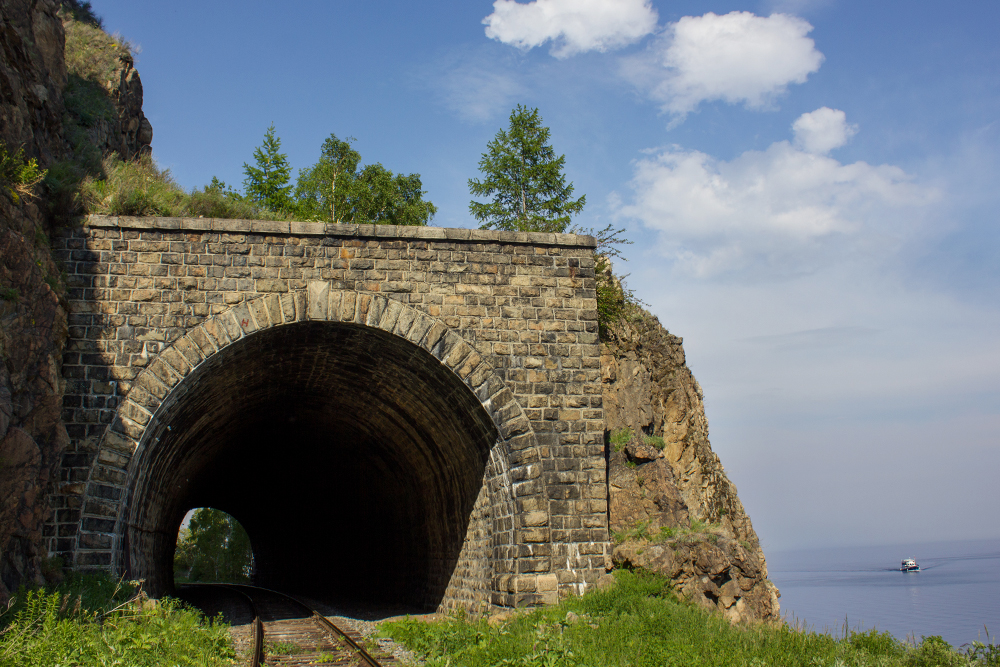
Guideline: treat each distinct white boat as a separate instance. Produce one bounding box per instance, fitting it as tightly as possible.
[900,557,920,572]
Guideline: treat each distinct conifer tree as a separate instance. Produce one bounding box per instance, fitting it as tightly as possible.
[243,124,293,213]
[468,105,585,233]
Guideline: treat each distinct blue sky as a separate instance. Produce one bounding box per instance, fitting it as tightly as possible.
[96,0,1000,552]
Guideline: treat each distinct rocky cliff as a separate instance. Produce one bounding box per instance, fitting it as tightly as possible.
[601,309,780,622]
[0,0,151,601]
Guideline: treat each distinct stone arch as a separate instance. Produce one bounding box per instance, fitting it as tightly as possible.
[75,284,546,610]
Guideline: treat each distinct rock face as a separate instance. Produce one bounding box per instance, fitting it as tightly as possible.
[61,11,153,160]
[0,225,69,601]
[602,310,780,622]
[0,0,73,603]
[0,0,151,602]
[0,0,68,163]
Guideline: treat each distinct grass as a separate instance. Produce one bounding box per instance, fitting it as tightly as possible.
[609,428,631,453]
[267,639,303,655]
[0,571,235,666]
[76,154,289,220]
[643,434,666,450]
[608,428,666,454]
[381,570,999,667]
[612,518,726,545]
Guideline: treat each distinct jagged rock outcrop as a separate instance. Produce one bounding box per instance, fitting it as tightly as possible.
[602,310,780,622]
[61,9,152,160]
[0,0,151,602]
[0,0,68,163]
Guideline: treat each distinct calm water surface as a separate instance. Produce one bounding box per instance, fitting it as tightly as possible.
[768,539,1000,648]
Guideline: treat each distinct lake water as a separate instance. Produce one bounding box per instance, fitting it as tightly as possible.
[768,539,1000,648]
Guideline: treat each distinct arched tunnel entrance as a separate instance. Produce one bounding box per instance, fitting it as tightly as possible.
[123,320,505,611]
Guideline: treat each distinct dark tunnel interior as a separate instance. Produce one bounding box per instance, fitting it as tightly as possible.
[125,321,499,610]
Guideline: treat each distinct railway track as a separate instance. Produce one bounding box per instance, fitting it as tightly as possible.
[182,583,394,666]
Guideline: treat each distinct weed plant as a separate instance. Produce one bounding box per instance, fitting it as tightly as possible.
[0,572,234,666]
[382,570,998,667]
[609,428,631,453]
[643,434,666,450]
[0,143,46,204]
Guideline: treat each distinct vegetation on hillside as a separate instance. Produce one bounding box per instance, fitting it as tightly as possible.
[382,570,1000,667]
[51,126,437,225]
[174,508,254,584]
[0,571,234,666]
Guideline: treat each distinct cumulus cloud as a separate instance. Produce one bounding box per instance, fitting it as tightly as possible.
[483,0,658,58]
[623,11,824,118]
[614,110,935,278]
[793,107,858,154]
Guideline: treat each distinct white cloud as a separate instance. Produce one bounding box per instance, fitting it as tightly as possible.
[793,107,858,154]
[440,64,525,122]
[623,11,824,118]
[614,111,935,278]
[483,0,658,58]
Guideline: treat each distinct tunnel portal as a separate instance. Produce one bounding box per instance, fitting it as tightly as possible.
[51,218,610,608]
[128,321,505,609]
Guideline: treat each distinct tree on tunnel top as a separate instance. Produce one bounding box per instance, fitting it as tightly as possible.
[174,508,253,584]
[468,105,585,233]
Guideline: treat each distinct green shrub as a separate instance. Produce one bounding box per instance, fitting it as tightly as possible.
[1,287,19,302]
[0,573,234,666]
[905,635,965,666]
[0,143,47,204]
[848,627,905,658]
[966,633,1000,666]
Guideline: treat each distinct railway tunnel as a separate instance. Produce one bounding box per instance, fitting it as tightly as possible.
[124,320,504,610]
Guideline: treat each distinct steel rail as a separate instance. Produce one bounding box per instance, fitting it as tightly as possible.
[189,583,385,667]
[185,583,264,667]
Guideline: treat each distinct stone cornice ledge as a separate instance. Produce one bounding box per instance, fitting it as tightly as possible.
[84,214,597,249]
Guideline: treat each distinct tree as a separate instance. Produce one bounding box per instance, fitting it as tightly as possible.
[294,133,361,223]
[295,133,437,225]
[468,105,585,233]
[173,508,253,583]
[243,124,293,213]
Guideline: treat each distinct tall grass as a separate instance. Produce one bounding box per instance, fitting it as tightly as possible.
[78,155,288,220]
[0,572,234,666]
[382,570,999,667]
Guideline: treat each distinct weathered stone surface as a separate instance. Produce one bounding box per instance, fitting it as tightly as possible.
[608,436,689,533]
[0,228,69,603]
[0,0,67,166]
[613,534,780,624]
[602,308,779,622]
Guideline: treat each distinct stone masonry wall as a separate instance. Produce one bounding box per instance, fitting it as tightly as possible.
[47,215,608,606]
